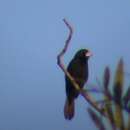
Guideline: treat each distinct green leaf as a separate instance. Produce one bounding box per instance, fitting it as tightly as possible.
[113,58,124,105]
[88,108,105,130]
[103,66,110,90]
[113,59,124,129]
[102,67,115,128]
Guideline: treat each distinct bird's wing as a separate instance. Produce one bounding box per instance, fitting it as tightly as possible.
[67,59,87,88]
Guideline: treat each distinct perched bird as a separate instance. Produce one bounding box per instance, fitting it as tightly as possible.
[64,49,92,120]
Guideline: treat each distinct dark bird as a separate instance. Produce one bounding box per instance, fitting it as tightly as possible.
[64,49,92,120]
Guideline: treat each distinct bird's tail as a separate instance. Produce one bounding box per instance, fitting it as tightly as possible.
[64,98,75,120]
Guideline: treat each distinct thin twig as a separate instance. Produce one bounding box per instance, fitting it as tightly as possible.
[57,18,107,116]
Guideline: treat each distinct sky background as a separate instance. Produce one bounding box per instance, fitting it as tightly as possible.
[0,0,130,130]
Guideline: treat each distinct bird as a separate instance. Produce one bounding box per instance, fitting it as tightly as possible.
[64,49,92,120]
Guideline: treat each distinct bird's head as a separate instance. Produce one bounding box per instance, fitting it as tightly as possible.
[74,49,92,62]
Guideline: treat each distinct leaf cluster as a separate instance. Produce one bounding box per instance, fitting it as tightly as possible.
[88,59,130,130]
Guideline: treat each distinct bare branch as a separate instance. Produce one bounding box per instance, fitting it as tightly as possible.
[57,19,80,91]
[57,18,106,116]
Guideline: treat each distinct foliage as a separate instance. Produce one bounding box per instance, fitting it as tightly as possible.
[87,59,130,130]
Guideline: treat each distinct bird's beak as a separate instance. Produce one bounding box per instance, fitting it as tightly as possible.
[85,51,93,57]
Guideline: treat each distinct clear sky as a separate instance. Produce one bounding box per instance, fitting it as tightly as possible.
[0,0,130,130]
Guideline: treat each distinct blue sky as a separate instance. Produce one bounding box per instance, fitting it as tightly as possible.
[0,0,130,130]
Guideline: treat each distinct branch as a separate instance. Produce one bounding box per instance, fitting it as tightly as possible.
[57,18,106,116]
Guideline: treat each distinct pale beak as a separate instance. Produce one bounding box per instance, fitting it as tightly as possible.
[85,51,93,57]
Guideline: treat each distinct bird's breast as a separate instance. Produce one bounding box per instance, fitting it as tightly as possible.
[73,63,88,87]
